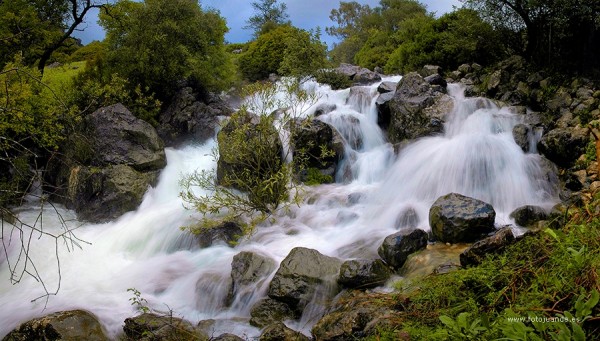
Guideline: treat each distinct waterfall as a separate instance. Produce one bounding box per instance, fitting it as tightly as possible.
[0,77,558,338]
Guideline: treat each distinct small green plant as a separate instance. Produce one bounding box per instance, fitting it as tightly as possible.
[313,69,352,90]
[304,168,334,185]
[128,288,150,314]
[439,312,488,340]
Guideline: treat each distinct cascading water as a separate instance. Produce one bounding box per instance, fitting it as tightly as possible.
[0,77,557,338]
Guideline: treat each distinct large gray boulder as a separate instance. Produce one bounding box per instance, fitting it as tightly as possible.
[387,72,451,143]
[377,229,428,269]
[267,247,342,313]
[3,310,109,341]
[249,298,297,328]
[229,251,276,305]
[509,205,549,227]
[429,193,496,243]
[260,322,310,341]
[338,259,393,289]
[158,88,233,146]
[45,104,166,222]
[537,126,589,168]
[335,63,381,85]
[460,227,515,267]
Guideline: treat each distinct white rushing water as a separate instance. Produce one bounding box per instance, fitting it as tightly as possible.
[0,77,558,338]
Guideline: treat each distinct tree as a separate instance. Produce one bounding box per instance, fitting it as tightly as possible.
[326,1,375,64]
[245,0,290,37]
[98,0,234,102]
[0,0,106,73]
[239,25,327,81]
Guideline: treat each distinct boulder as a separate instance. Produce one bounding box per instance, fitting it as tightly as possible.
[335,63,381,85]
[395,207,420,229]
[429,193,496,243]
[314,103,337,117]
[460,227,515,267]
[509,205,549,227]
[376,91,395,130]
[377,229,428,269]
[424,74,447,87]
[196,221,244,248]
[377,81,397,94]
[512,124,531,153]
[267,247,342,313]
[249,298,296,328]
[312,291,399,340]
[3,310,109,341]
[45,104,166,222]
[537,126,589,168]
[123,313,207,341]
[387,72,449,143]
[419,65,442,77]
[291,119,344,182]
[213,334,244,341]
[338,259,393,289]
[158,87,232,146]
[260,322,310,341]
[229,251,276,304]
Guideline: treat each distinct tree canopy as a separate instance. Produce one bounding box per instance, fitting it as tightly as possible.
[245,0,290,37]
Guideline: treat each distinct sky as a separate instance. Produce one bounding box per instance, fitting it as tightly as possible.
[73,0,462,46]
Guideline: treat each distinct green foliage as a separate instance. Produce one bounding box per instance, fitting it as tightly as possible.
[99,0,234,101]
[312,69,353,90]
[128,288,150,314]
[68,41,107,63]
[439,312,488,340]
[304,168,333,186]
[239,25,328,81]
[180,79,319,233]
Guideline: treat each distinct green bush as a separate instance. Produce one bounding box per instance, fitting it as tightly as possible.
[312,69,352,90]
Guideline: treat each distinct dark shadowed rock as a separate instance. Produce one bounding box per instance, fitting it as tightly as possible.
[196,221,243,248]
[429,193,496,243]
[509,205,549,227]
[424,74,447,87]
[460,227,515,267]
[213,334,244,341]
[338,259,393,289]
[3,310,109,341]
[158,87,232,146]
[123,313,207,341]
[377,81,397,94]
[267,247,342,313]
[249,298,296,328]
[314,103,337,117]
[537,126,589,168]
[378,229,428,269]
[260,322,310,341]
[419,65,442,77]
[512,124,531,153]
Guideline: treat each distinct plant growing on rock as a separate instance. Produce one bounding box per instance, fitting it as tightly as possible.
[180,78,333,234]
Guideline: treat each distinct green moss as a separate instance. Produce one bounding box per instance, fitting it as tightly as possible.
[304,167,333,185]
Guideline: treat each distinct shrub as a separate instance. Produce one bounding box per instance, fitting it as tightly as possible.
[312,69,352,90]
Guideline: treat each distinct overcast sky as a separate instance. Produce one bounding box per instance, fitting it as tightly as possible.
[73,0,462,46]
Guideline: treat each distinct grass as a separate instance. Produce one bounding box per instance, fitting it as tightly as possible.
[41,61,86,98]
[364,194,600,340]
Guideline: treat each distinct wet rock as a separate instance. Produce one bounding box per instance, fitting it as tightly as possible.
[377,229,428,269]
[509,205,549,227]
[387,72,448,143]
[123,313,207,341]
[213,333,244,341]
[424,74,447,87]
[291,119,344,182]
[347,192,364,205]
[460,227,515,267]
[338,259,393,289]
[376,91,395,129]
[395,207,419,229]
[457,64,472,75]
[249,298,297,328]
[314,103,337,117]
[335,63,381,85]
[158,87,232,146]
[3,310,109,341]
[419,65,442,77]
[196,221,243,248]
[429,193,496,243]
[537,126,589,168]
[546,87,573,113]
[260,322,310,341]
[267,247,342,313]
[229,251,276,304]
[512,124,531,153]
[377,81,397,94]
[45,104,166,223]
[312,291,398,340]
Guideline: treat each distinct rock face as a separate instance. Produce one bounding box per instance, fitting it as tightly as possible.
[429,193,496,243]
[335,63,381,85]
[312,291,399,340]
[249,298,296,328]
[291,119,344,183]
[3,310,109,341]
[387,72,452,143]
[338,259,393,289]
[537,126,589,168]
[260,322,310,341]
[460,227,515,267]
[123,313,208,341]
[377,229,428,269]
[158,88,233,146]
[509,205,549,227]
[45,104,166,222]
[229,251,276,304]
[267,247,342,313]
